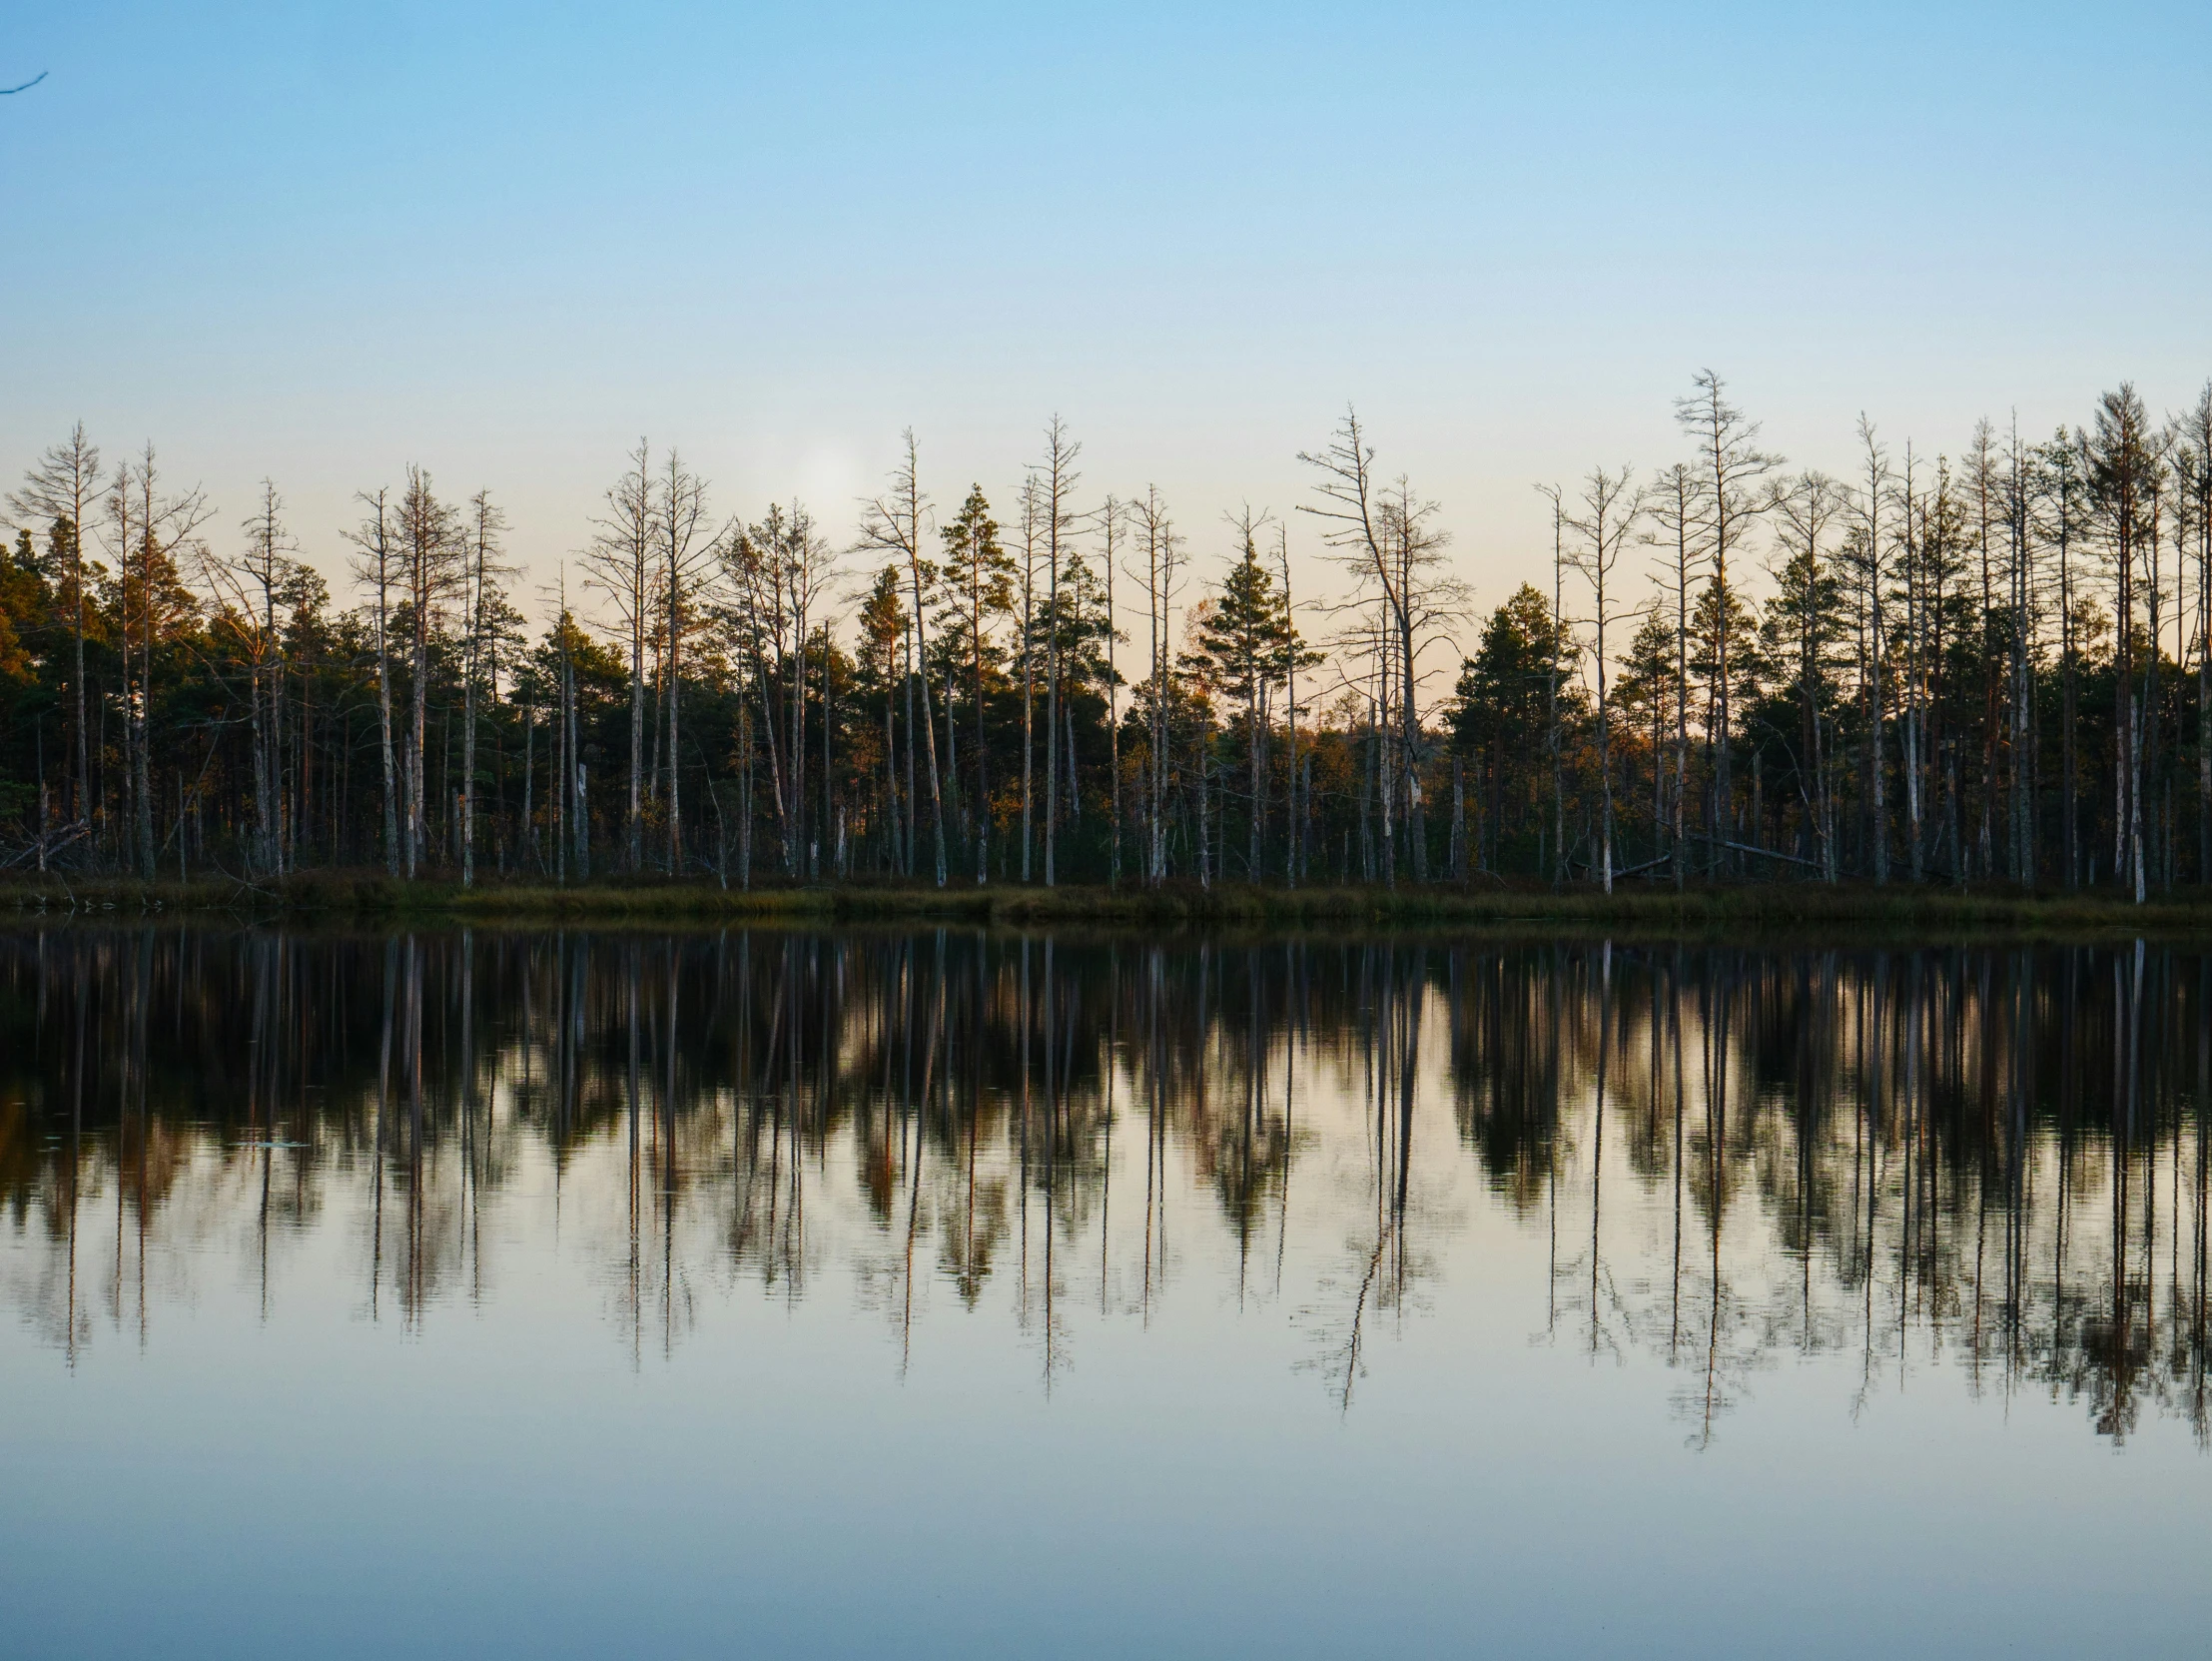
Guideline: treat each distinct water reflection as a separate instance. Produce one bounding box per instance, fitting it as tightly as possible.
[4,927,2208,1445]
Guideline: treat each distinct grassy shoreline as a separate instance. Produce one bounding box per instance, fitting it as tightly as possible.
[6,870,2212,938]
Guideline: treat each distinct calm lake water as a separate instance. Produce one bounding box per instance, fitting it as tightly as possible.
[4,925,2211,1658]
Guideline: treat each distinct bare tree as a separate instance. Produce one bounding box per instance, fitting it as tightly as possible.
[556,565,590,880]
[1273,523,1309,887]
[1895,441,1925,884]
[2086,385,2165,903]
[215,479,296,873]
[1100,492,1125,887]
[1036,417,1082,886]
[857,430,944,885]
[395,467,464,877]
[2179,382,2212,883]
[1378,477,1461,881]
[1965,418,2002,873]
[1017,472,1041,880]
[1540,482,1567,885]
[1128,487,1184,885]
[1643,462,1707,886]
[585,439,657,872]
[1675,371,1780,871]
[1565,465,1644,891]
[727,501,837,876]
[2040,429,2089,889]
[2003,416,2035,883]
[654,451,712,874]
[108,446,210,878]
[1300,409,1462,884]
[460,490,512,888]
[1851,418,1892,884]
[343,488,401,875]
[9,423,102,824]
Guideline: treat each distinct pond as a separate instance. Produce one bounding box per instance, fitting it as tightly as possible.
[2,925,2209,1657]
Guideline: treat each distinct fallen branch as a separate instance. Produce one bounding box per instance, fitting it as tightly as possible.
[0,820,91,871]
[1694,833,1823,871]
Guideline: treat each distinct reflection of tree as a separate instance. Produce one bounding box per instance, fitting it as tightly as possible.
[1433,938,2212,1446]
[1303,945,1435,1410]
[4,927,2212,1444]
[1449,946,1583,1213]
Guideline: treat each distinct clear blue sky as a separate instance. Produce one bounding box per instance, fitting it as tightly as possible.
[4,1,2207,625]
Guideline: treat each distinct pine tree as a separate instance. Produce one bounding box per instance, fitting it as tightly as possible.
[937,484,1012,881]
[1194,510,1300,880]
[1765,471,1849,876]
[857,564,906,872]
[1615,604,1676,867]
[1450,583,1575,872]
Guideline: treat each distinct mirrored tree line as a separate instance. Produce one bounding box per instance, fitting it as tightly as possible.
[4,927,2209,1440]
[4,376,2210,894]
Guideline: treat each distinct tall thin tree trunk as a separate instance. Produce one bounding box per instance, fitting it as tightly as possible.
[375,537,398,878]
[1022,498,1035,882]
[521,702,534,875]
[1546,493,1564,888]
[1106,502,1121,888]
[903,629,915,876]
[461,539,480,888]
[739,699,753,889]
[1451,756,1466,882]
[1045,525,1061,888]
[666,577,682,876]
[1277,532,1300,888]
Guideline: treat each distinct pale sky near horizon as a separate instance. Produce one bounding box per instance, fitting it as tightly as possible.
[4,1,2208,652]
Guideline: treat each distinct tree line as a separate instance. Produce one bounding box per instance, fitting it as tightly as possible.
[3,373,2208,895]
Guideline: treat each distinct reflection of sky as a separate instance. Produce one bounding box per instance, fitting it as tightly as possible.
[4,4,2209,620]
[5,940,2211,1655]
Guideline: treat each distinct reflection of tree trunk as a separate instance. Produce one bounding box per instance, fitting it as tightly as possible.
[1018,939,1031,1316]
[1591,943,1609,1357]
[1239,958,1257,1305]
[969,943,985,1286]
[1670,954,1685,1362]
[404,938,424,1322]
[1142,947,1161,1322]
[1278,942,1298,1297]
[1903,957,1923,1377]
[1395,951,1421,1294]
[1698,959,1728,1447]
[252,944,272,1319]
[464,933,480,1305]
[137,933,153,1336]
[1338,1221,1391,1414]
[1103,948,1116,1313]
[65,987,82,1369]
[627,946,641,1367]
[900,951,942,1375]
[664,943,680,1358]
[373,941,392,1318]
[2191,954,2210,1433]
[1042,938,1058,1384]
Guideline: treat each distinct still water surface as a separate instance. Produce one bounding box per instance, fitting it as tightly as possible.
[4,926,2211,1657]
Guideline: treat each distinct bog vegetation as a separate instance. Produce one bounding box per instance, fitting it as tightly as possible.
[2,375,2208,900]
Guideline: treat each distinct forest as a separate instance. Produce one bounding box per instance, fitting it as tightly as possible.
[2,373,2209,898]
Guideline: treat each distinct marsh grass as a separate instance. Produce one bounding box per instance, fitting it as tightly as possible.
[8,868,2212,941]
